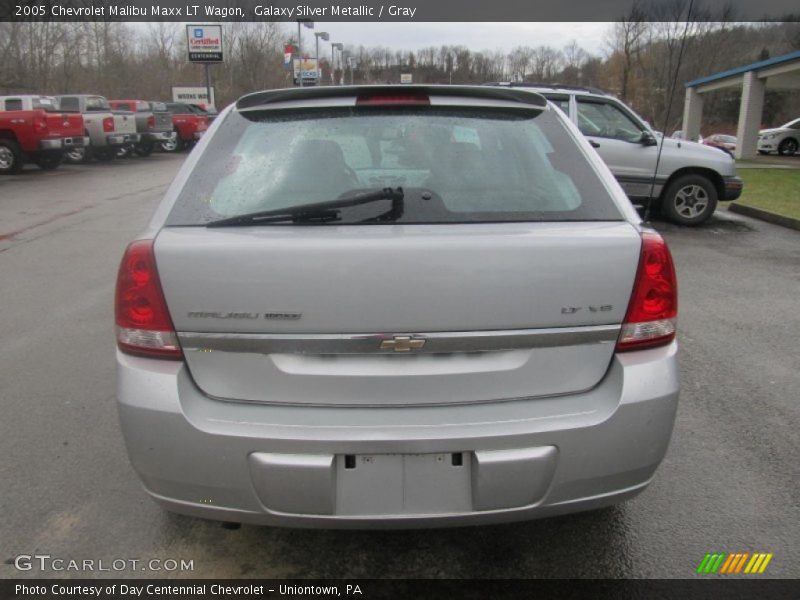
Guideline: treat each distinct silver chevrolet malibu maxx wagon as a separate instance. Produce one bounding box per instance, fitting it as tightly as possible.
[115,85,679,528]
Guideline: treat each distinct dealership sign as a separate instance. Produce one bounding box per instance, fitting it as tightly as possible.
[171,86,216,108]
[186,24,223,63]
[293,57,319,83]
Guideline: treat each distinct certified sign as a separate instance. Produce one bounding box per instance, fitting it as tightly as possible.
[186,24,223,63]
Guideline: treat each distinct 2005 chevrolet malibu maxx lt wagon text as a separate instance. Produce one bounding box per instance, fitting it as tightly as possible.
[115,85,679,528]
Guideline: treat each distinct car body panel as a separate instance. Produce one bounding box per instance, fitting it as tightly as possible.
[155,221,640,406]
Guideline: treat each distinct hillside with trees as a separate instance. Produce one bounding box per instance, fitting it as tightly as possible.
[1,16,798,133]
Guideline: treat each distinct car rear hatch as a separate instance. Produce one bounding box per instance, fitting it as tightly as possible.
[152,86,642,407]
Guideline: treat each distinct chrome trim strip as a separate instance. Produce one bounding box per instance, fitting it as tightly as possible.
[178,325,620,355]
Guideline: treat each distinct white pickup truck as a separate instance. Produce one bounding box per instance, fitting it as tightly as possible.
[55,94,139,162]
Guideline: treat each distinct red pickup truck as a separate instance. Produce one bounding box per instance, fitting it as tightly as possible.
[159,102,209,152]
[0,95,85,174]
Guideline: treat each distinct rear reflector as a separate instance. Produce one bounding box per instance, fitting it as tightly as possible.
[356,94,430,106]
[616,232,678,352]
[115,239,182,360]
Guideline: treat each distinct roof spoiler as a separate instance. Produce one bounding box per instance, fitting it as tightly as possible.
[236,85,547,112]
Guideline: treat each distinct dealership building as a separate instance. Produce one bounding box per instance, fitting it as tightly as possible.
[682,49,800,158]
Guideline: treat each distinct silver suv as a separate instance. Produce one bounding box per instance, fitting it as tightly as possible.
[115,85,679,528]
[488,84,743,226]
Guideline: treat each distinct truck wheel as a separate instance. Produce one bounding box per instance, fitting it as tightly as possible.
[94,148,116,162]
[134,141,154,157]
[65,146,89,163]
[35,151,63,171]
[0,139,23,175]
[661,174,718,226]
[160,133,184,153]
[778,138,798,156]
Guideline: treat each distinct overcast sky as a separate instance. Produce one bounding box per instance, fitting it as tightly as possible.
[293,22,611,56]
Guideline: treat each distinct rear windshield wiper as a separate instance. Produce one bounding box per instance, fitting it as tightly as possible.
[206,187,404,227]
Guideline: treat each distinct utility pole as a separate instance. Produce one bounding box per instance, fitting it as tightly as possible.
[314,31,329,85]
[331,43,343,85]
[204,63,212,108]
[296,20,315,87]
[296,21,302,87]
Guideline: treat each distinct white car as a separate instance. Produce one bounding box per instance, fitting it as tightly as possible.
[758,118,800,155]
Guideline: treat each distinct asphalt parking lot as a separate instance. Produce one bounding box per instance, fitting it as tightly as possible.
[1,154,798,579]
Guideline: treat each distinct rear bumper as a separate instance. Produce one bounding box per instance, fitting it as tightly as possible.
[116,342,679,528]
[106,133,140,146]
[38,136,85,150]
[722,176,743,201]
[141,131,173,142]
[757,139,774,152]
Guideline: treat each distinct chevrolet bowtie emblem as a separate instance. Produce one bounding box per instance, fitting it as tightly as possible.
[379,335,426,352]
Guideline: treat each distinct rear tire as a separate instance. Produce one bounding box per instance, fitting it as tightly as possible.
[661,174,718,226]
[160,133,184,153]
[35,151,63,171]
[134,141,154,157]
[0,138,23,175]
[778,138,798,156]
[93,148,116,162]
[64,145,89,163]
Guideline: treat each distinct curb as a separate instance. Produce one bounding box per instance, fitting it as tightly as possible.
[728,203,800,231]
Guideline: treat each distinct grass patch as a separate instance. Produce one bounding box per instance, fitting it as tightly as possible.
[732,169,800,220]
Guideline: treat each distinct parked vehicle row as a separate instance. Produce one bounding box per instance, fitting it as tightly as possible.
[0,94,210,174]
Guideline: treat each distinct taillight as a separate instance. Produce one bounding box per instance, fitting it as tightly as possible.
[103,116,114,132]
[616,232,678,352]
[147,115,155,129]
[356,94,430,106]
[115,239,182,360]
[33,116,48,134]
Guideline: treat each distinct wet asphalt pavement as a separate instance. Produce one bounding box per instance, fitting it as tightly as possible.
[0,153,798,579]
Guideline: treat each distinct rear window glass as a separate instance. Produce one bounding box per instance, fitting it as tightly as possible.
[4,98,22,111]
[85,96,110,112]
[33,97,58,111]
[166,106,623,226]
[58,97,79,112]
